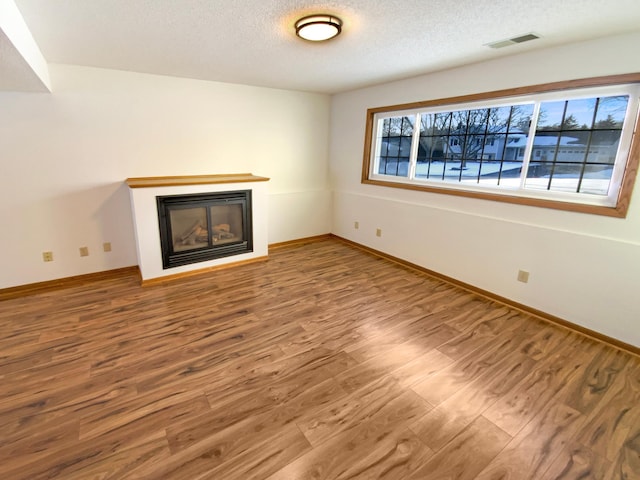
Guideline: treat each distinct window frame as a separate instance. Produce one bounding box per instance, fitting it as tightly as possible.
[361,74,640,217]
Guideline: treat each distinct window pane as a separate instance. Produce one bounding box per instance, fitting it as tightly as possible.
[563,98,596,129]
[453,164,479,182]
[417,136,440,160]
[594,96,629,128]
[496,161,524,188]
[533,132,559,162]
[588,130,622,164]
[467,135,486,160]
[382,117,391,136]
[442,136,458,160]
[526,161,614,196]
[548,163,583,193]
[525,94,627,196]
[508,104,534,131]
[415,158,431,178]
[418,113,445,179]
[488,134,507,161]
[537,100,566,130]
[467,109,490,133]
[555,131,589,163]
[470,160,524,188]
[452,110,471,133]
[375,115,414,177]
[490,106,512,130]
[420,113,436,137]
[416,105,531,184]
[579,164,613,195]
[525,162,552,191]
[378,157,409,176]
[475,163,502,187]
[434,112,452,135]
[505,133,528,160]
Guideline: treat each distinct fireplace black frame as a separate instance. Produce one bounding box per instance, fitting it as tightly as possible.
[157,190,253,269]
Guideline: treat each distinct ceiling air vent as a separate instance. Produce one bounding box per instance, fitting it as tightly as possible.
[486,33,540,49]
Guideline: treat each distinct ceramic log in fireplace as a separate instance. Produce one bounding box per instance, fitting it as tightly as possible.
[157,190,253,269]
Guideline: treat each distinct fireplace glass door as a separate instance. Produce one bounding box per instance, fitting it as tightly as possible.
[157,190,252,269]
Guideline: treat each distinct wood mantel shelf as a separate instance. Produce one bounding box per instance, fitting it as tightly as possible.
[126,173,270,188]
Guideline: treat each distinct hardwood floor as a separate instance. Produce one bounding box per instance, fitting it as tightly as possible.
[0,238,638,479]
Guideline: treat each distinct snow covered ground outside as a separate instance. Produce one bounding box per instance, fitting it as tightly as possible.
[381,160,612,195]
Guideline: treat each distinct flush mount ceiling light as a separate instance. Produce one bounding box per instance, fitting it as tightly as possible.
[295,14,342,41]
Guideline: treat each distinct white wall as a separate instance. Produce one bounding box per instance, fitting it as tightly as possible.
[330,32,640,347]
[0,64,331,288]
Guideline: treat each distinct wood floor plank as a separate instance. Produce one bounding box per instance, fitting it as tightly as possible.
[574,361,640,462]
[341,428,434,480]
[78,389,210,442]
[0,427,170,480]
[563,345,631,414]
[0,367,138,439]
[168,376,346,455]
[199,423,312,480]
[334,344,434,394]
[482,333,597,436]
[297,375,416,448]
[51,432,171,480]
[516,319,573,361]
[279,322,363,356]
[436,309,524,361]
[410,331,533,408]
[132,335,292,395]
[200,347,355,405]
[130,391,321,479]
[0,416,80,472]
[475,403,584,480]
[608,428,640,479]
[0,354,91,406]
[410,349,536,451]
[390,347,455,389]
[539,441,613,480]
[407,415,512,480]
[346,321,460,364]
[267,390,432,480]
[0,238,638,479]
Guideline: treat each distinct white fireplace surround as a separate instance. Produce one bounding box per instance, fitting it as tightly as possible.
[127,174,269,282]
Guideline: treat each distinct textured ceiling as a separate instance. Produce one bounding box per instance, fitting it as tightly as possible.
[6,0,640,93]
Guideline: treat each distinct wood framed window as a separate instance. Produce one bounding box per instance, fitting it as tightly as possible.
[361,74,640,217]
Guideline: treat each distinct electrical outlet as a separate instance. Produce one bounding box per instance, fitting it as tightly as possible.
[79,247,89,257]
[376,228,382,237]
[517,270,530,283]
[42,251,53,262]
[354,221,359,229]
[103,242,112,252]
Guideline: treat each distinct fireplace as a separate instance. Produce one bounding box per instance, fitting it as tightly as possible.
[157,190,252,269]
[126,174,269,284]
